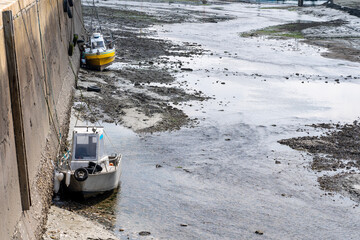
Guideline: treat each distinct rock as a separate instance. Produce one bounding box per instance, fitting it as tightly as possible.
[180,224,188,227]
[181,68,193,71]
[255,230,264,235]
[139,231,151,236]
[87,85,101,92]
[119,229,124,232]
[156,164,162,168]
[134,82,140,86]
[275,160,281,164]
[225,138,231,141]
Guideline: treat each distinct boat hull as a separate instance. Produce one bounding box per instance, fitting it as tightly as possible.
[84,48,115,71]
[66,158,122,196]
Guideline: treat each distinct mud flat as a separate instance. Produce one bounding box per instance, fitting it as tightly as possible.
[45,0,232,233]
[241,6,360,63]
[279,120,360,203]
[73,2,233,133]
[241,3,360,204]
[46,1,360,239]
[329,0,360,17]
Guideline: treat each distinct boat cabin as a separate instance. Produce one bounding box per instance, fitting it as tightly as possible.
[71,126,106,170]
[89,33,107,53]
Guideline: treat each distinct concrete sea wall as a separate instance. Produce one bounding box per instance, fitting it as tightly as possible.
[0,0,83,239]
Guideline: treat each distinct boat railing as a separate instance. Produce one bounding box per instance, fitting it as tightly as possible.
[108,153,121,171]
[68,155,117,175]
[97,154,120,173]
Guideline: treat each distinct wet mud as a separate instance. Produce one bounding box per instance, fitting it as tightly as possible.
[54,189,120,230]
[305,38,360,63]
[241,10,360,63]
[241,19,346,39]
[279,121,360,202]
[75,4,230,133]
[75,67,206,132]
[327,2,360,18]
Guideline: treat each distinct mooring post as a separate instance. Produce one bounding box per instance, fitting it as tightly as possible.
[298,0,304,6]
[3,10,31,211]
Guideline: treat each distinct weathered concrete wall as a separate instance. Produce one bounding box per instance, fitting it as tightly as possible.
[0,0,83,239]
[0,26,22,240]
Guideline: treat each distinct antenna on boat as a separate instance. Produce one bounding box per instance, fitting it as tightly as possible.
[92,0,102,33]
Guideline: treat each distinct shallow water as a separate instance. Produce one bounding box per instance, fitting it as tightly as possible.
[247,0,325,5]
[92,1,360,239]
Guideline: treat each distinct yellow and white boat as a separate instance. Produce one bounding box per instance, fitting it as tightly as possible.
[83,33,115,71]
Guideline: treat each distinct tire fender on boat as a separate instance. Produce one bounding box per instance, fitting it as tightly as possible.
[74,168,88,182]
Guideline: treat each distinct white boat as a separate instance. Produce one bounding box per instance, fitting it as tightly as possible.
[57,126,122,197]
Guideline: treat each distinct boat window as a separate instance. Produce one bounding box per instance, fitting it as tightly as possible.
[96,41,104,48]
[74,135,97,160]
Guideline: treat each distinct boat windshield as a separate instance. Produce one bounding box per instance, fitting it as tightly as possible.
[92,40,104,49]
[74,134,98,160]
